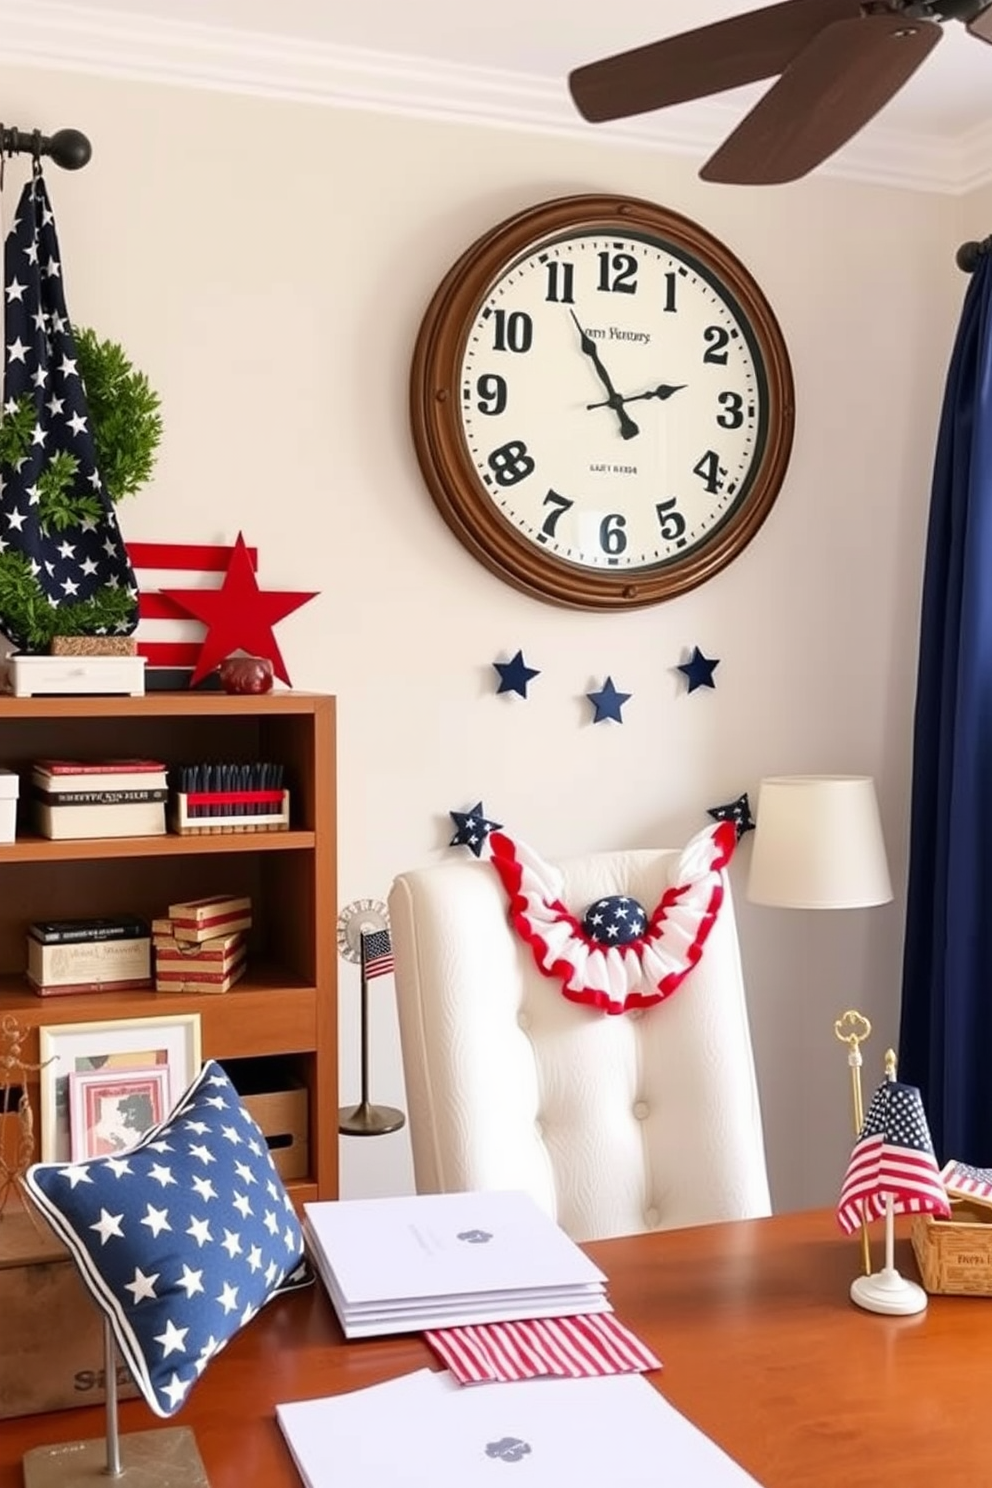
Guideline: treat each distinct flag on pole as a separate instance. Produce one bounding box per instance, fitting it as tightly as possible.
[361,929,394,981]
[940,1159,992,1205]
[0,167,138,649]
[837,1079,951,1234]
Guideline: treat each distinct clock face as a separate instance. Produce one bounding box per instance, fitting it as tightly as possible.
[412,196,794,610]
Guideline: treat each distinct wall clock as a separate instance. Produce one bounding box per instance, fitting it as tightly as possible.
[410,194,794,610]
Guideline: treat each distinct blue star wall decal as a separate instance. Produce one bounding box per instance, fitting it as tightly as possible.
[493,650,540,699]
[678,647,720,693]
[449,802,503,857]
[707,792,756,842]
[587,677,631,724]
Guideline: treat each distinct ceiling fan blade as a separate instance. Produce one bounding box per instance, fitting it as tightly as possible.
[568,0,862,123]
[968,4,992,43]
[701,14,942,184]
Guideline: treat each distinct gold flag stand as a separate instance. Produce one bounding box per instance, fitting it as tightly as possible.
[833,1009,873,1277]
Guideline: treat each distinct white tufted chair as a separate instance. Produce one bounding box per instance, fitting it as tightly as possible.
[388,844,771,1243]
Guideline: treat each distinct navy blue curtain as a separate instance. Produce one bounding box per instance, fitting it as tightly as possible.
[899,250,992,1163]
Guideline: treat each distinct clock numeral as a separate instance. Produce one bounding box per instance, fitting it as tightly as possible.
[491,309,533,354]
[541,488,573,538]
[597,251,638,295]
[663,271,678,313]
[488,440,535,488]
[693,450,724,495]
[716,391,744,429]
[545,262,575,304]
[655,498,687,542]
[475,374,507,416]
[599,513,628,556]
[703,326,731,365]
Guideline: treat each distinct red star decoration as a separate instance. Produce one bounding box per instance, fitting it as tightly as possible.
[161,532,318,687]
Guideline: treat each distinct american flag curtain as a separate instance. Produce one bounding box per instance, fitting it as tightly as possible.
[836,1079,951,1234]
[1,166,137,649]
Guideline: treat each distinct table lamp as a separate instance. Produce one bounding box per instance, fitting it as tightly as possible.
[746,775,892,913]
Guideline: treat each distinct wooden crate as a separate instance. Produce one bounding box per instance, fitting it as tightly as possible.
[911,1199,992,1295]
[243,1086,309,1181]
[0,1203,139,1418]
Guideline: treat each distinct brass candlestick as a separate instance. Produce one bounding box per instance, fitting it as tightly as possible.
[834,1009,873,1277]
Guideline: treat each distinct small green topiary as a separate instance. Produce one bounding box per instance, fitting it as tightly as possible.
[74,325,163,503]
[0,329,163,649]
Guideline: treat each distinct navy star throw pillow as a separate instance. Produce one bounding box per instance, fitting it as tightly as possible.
[24,1060,304,1419]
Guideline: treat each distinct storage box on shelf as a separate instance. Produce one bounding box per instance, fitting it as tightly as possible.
[0,1203,140,1419]
[0,692,338,1205]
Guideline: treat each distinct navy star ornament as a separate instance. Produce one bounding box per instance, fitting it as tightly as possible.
[587,676,631,724]
[678,647,720,693]
[449,802,503,857]
[493,649,540,699]
[708,791,755,842]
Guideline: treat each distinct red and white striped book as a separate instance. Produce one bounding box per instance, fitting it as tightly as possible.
[424,1311,661,1384]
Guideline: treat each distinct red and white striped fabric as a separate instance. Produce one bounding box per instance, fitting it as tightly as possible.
[129,541,257,672]
[941,1160,992,1207]
[488,821,735,1015]
[424,1312,661,1385]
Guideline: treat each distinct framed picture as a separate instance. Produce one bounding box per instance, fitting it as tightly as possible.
[67,1064,172,1162]
[39,1014,202,1162]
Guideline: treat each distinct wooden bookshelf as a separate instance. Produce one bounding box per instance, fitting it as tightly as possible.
[0,691,337,1204]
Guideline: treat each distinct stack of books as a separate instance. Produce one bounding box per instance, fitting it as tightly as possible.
[302,1189,610,1339]
[26,916,152,996]
[32,759,168,840]
[151,894,252,994]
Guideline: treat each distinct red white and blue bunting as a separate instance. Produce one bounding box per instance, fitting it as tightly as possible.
[487,821,736,1016]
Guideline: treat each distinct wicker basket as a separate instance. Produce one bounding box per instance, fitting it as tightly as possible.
[911,1199,992,1295]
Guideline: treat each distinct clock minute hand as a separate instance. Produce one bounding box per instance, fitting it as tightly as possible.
[569,310,639,440]
[587,383,686,411]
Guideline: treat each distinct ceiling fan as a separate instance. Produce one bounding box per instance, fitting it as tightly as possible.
[568,0,992,184]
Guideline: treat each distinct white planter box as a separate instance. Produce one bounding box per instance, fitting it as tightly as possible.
[1,654,146,698]
[0,768,18,844]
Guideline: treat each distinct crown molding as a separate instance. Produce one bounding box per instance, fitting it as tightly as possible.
[0,0,988,195]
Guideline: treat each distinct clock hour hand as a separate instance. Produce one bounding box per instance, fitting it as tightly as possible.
[587,383,686,410]
[569,310,639,440]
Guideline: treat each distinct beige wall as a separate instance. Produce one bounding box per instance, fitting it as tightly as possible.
[0,60,978,1210]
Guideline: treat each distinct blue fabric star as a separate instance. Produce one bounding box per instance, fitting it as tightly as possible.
[678,647,720,693]
[449,802,502,857]
[707,792,755,842]
[587,677,631,723]
[493,650,540,699]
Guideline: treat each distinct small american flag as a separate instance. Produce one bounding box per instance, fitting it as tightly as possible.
[837,1079,951,1235]
[941,1160,992,1205]
[361,928,394,981]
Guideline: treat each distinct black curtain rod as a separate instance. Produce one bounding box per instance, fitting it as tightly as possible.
[957,236,992,273]
[0,126,91,170]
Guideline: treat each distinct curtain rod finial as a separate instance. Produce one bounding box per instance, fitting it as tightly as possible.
[957,236,992,273]
[48,129,91,170]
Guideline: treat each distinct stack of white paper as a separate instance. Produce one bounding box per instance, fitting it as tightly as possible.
[303,1189,610,1338]
[277,1369,765,1488]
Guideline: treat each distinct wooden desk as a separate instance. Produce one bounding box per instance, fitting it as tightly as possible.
[1,1208,986,1487]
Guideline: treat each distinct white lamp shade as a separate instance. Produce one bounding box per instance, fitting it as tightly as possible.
[746,775,893,909]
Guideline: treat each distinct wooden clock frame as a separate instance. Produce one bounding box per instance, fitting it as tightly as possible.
[410,194,795,611]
